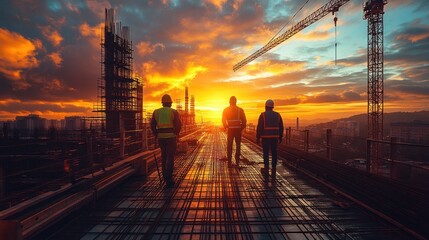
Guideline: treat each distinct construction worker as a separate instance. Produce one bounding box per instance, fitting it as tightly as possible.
[151,94,182,187]
[222,96,247,167]
[256,99,284,179]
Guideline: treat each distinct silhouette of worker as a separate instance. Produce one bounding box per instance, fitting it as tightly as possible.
[256,99,284,179]
[151,94,182,187]
[222,96,247,167]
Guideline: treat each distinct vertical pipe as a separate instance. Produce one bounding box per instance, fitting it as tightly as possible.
[0,166,4,200]
[142,124,148,151]
[389,137,397,178]
[304,130,309,152]
[120,113,125,159]
[296,117,299,130]
[366,139,371,172]
[389,137,397,161]
[326,129,332,160]
[87,131,93,167]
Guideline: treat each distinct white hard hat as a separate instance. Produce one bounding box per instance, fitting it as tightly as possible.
[265,99,274,108]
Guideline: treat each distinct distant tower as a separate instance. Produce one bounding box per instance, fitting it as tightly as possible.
[185,85,189,114]
[190,95,195,125]
[95,8,142,136]
[296,117,299,130]
[185,85,189,125]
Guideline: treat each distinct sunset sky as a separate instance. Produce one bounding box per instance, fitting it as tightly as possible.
[0,0,428,126]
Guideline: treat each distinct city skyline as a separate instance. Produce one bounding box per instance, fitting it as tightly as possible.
[1,0,428,124]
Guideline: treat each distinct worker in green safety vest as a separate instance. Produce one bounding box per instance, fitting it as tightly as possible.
[151,94,182,187]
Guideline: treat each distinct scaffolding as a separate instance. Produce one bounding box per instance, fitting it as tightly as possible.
[94,8,143,136]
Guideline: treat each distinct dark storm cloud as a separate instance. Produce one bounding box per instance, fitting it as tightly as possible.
[387,79,429,96]
[0,0,103,103]
[386,20,429,65]
[383,19,429,97]
[270,89,364,107]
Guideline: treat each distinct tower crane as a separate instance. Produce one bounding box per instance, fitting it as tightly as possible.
[233,0,387,174]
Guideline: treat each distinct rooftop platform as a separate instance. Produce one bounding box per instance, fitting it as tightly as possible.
[45,129,412,239]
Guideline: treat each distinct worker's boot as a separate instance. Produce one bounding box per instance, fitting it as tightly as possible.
[165,178,175,188]
[271,167,277,184]
[260,167,269,177]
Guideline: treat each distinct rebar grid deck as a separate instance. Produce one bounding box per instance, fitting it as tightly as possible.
[48,129,409,239]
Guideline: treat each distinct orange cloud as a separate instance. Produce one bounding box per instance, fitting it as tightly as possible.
[79,22,103,48]
[48,52,63,67]
[0,28,40,85]
[396,32,429,43]
[144,62,207,96]
[43,78,63,91]
[136,41,165,56]
[295,30,332,41]
[0,99,95,121]
[86,0,112,19]
[204,0,228,10]
[40,26,63,46]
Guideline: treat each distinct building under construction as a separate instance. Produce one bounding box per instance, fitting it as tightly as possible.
[95,8,143,136]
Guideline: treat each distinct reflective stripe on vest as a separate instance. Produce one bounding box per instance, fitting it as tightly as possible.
[227,108,242,129]
[154,107,175,138]
[261,112,279,138]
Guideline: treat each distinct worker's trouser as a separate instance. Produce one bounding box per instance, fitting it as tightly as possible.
[158,137,177,183]
[262,138,278,169]
[227,128,242,165]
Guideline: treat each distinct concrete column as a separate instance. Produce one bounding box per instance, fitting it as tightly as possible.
[0,220,22,240]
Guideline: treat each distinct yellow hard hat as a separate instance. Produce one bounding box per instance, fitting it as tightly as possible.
[161,94,172,103]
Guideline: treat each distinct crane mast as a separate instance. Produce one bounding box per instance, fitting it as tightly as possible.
[234,0,388,175]
[364,0,387,174]
[233,0,350,72]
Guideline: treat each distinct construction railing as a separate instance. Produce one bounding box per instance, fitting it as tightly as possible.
[0,124,200,210]
[246,126,429,187]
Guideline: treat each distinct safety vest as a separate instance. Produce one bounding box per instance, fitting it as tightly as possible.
[261,111,280,138]
[154,107,175,138]
[227,107,242,129]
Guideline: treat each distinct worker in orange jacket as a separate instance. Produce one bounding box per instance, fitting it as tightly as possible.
[222,96,247,167]
[256,99,284,178]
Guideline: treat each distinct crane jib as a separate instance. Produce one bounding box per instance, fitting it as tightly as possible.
[233,0,351,72]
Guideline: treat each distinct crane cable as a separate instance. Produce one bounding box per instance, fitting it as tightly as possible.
[334,12,338,65]
[266,0,310,45]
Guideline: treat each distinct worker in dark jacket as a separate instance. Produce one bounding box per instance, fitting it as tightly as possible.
[256,99,284,178]
[222,96,247,167]
[151,94,182,187]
